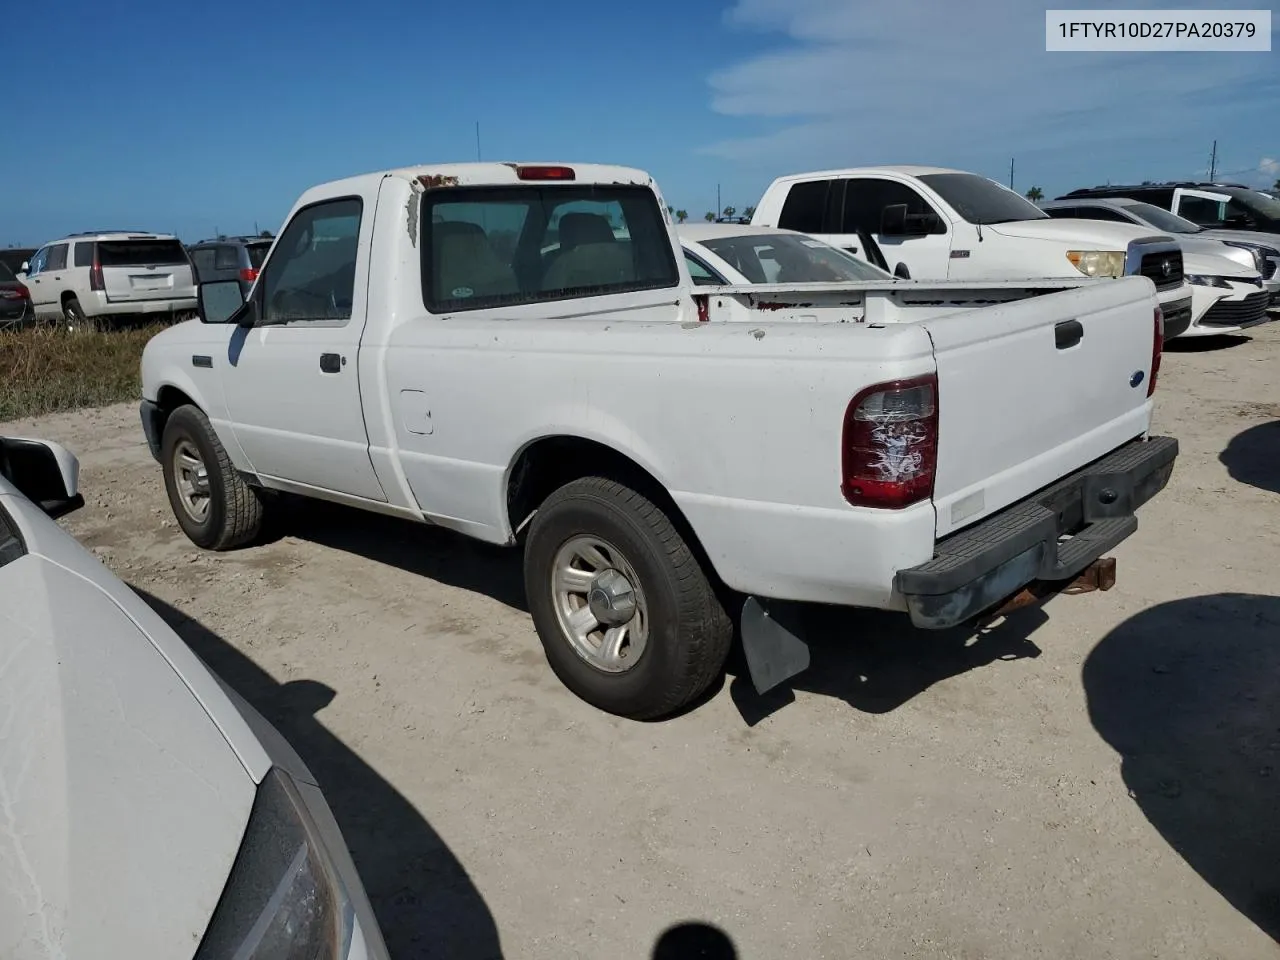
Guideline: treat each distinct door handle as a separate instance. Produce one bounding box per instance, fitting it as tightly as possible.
[320,353,343,373]
[1055,319,1084,350]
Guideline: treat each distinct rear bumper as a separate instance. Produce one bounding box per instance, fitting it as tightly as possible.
[95,295,198,316]
[1158,295,1193,339]
[895,435,1178,629]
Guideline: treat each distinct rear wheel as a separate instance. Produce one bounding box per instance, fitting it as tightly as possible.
[523,477,732,720]
[161,404,265,550]
[62,296,86,331]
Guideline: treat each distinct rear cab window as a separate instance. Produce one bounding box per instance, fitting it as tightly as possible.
[420,184,679,313]
[98,239,190,267]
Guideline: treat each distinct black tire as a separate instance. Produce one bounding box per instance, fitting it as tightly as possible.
[161,404,265,550]
[62,296,87,330]
[523,476,732,720]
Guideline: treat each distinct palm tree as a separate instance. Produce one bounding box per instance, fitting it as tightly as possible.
[1025,186,1044,201]
[743,206,756,219]
[1273,178,1280,191]
[722,205,737,219]
[667,205,674,216]
[704,212,715,222]
[676,210,688,223]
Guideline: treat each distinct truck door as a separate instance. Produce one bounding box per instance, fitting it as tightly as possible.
[220,194,387,502]
[825,177,953,280]
[1171,188,1232,228]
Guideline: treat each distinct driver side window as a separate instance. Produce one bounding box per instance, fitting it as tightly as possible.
[261,198,363,324]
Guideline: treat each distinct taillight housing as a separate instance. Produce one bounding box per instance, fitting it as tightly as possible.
[515,165,576,181]
[16,283,29,302]
[89,256,104,291]
[1148,306,1162,398]
[239,267,259,283]
[841,374,939,509]
[0,284,29,301]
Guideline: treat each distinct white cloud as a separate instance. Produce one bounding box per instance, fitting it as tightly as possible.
[700,0,1279,173]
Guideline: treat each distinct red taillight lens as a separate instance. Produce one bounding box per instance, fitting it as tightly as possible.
[239,267,258,283]
[89,260,104,291]
[515,165,576,181]
[841,374,939,509]
[1148,307,1162,398]
[17,283,29,301]
[0,285,28,301]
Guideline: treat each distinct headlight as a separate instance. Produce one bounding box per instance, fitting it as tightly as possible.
[1186,274,1232,288]
[194,768,355,959]
[1066,250,1126,278]
[1220,240,1278,265]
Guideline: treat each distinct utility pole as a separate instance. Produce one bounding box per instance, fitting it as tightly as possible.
[1009,158,1015,190]
[717,182,721,218]
[475,122,482,162]
[1209,139,1217,180]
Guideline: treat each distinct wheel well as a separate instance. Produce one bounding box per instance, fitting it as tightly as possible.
[154,385,198,432]
[506,436,723,585]
[60,291,77,306]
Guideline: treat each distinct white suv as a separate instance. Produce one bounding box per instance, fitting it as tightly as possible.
[20,231,198,327]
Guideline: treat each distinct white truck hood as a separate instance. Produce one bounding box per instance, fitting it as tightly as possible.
[986,218,1173,248]
[0,488,258,960]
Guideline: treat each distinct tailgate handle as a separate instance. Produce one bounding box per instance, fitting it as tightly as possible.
[1055,319,1084,350]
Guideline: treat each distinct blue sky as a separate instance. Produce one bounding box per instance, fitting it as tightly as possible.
[3,0,1277,246]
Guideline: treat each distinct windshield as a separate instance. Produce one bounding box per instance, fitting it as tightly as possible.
[699,232,891,283]
[0,262,14,282]
[97,239,189,267]
[918,173,1049,225]
[1124,201,1202,234]
[1225,188,1280,222]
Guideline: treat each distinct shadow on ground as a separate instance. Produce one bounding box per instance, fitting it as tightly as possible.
[134,588,505,960]
[651,921,739,958]
[1083,593,1280,943]
[1165,333,1251,353]
[257,496,1048,725]
[264,495,527,612]
[1220,420,1280,495]
[723,602,1047,725]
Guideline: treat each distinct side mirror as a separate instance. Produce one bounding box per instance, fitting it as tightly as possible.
[20,261,29,273]
[198,279,248,325]
[0,437,83,519]
[893,262,912,279]
[880,204,909,237]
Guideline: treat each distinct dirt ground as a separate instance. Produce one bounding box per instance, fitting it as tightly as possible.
[5,324,1279,959]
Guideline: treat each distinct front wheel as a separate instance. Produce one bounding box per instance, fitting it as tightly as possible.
[523,477,732,720]
[62,296,87,331]
[161,404,265,550]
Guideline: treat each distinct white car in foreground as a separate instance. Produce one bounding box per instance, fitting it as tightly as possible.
[0,438,388,959]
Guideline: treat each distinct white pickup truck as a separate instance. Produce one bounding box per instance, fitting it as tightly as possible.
[749,166,1198,338]
[139,161,1178,719]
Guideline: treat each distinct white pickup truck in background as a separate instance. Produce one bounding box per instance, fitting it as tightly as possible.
[139,161,1178,719]
[750,166,1198,338]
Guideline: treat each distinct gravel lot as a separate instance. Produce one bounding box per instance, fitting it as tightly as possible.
[5,324,1279,959]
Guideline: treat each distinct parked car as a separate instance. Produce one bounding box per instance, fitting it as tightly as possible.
[1059,181,1280,235]
[21,231,198,327]
[678,222,897,286]
[0,436,389,959]
[0,260,33,328]
[0,247,36,278]
[139,161,1176,720]
[188,235,275,297]
[1040,195,1280,306]
[749,166,1195,336]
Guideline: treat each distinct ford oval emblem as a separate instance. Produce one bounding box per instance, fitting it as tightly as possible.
[1130,370,1145,388]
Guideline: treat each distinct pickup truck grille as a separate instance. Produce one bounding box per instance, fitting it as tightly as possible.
[1139,251,1183,291]
[1261,257,1277,280]
[1200,290,1271,327]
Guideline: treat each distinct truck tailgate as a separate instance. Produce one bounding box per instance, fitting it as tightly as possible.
[924,275,1159,539]
[98,238,196,303]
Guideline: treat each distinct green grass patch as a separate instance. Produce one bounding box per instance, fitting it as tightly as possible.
[0,324,164,421]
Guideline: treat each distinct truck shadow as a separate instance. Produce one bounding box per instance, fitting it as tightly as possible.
[724,603,1045,725]
[1164,333,1251,353]
[264,495,528,613]
[1083,593,1280,943]
[1220,419,1280,495]
[650,921,739,958]
[132,588,506,960]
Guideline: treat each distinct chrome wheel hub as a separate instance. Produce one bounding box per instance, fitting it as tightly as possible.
[173,440,211,522]
[551,535,649,673]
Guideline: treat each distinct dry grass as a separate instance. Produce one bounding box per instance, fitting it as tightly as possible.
[0,323,164,421]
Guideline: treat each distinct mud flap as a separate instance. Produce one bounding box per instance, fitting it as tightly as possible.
[740,596,811,694]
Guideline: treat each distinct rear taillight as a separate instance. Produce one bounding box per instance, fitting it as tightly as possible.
[0,284,28,301]
[17,283,29,302]
[89,257,104,291]
[1148,306,1162,398]
[239,267,258,283]
[841,374,939,509]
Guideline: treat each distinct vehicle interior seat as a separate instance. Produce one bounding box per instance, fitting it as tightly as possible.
[433,220,520,301]
[541,213,634,290]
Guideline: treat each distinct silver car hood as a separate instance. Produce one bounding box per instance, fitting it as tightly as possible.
[1196,227,1280,252]
[0,488,259,960]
